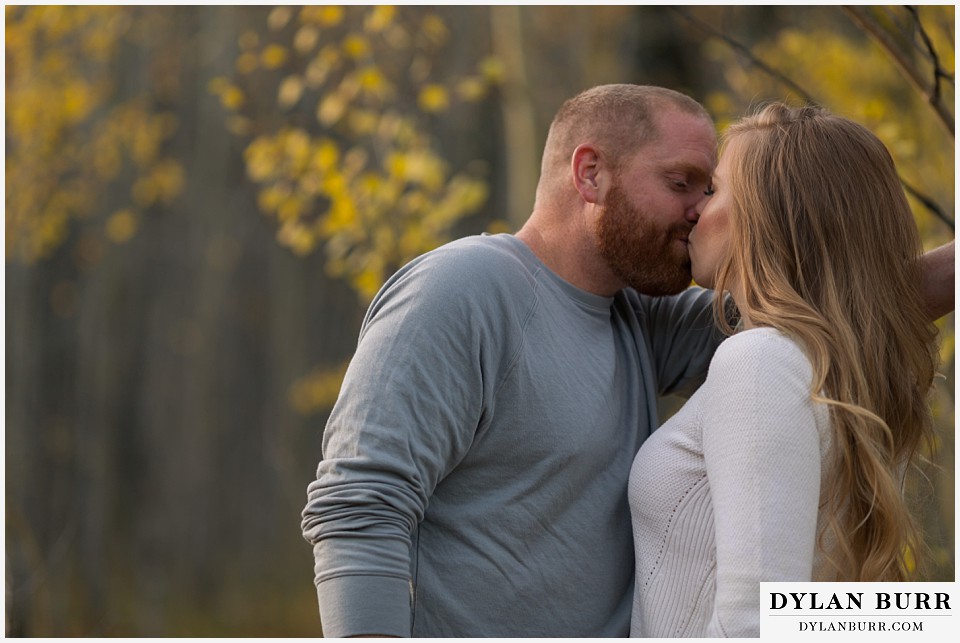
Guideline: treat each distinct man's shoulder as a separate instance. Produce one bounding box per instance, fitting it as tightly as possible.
[365,234,539,328]
[388,233,538,298]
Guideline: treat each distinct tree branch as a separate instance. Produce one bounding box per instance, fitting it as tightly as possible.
[905,5,955,107]
[901,178,955,232]
[842,5,954,136]
[667,7,819,106]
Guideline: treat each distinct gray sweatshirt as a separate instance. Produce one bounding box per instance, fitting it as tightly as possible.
[301,233,722,637]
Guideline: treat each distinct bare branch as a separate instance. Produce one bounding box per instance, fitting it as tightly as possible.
[906,5,955,107]
[667,7,818,106]
[901,178,955,232]
[842,6,954,136]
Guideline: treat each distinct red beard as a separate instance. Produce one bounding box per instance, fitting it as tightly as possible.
[595,182,692,296]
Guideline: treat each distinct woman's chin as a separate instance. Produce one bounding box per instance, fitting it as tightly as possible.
[690,268,714,289]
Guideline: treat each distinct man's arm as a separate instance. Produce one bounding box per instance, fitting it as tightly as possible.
[301,255,487,637]
[633,287,727,398]
[921,240,954,321]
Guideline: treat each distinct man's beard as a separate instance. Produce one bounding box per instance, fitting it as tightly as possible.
[595,183,692,296]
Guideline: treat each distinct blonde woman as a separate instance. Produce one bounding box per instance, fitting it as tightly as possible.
[628,103,943,637]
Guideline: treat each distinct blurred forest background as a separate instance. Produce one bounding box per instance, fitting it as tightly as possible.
[4,4,955,636]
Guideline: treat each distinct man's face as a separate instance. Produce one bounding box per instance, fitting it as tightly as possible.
[595,108,717,296]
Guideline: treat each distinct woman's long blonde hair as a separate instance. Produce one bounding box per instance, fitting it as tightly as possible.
[712,103,939,581]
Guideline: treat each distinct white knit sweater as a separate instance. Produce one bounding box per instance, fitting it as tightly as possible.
[629,328,832,638]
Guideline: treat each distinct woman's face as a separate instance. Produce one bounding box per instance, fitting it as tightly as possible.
[688,137,739,289]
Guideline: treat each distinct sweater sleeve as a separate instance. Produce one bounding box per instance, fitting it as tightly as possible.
[300,250,511,637]
[700,329,824,638]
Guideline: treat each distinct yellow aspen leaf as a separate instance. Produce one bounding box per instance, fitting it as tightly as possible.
[277,196,304,222]
[486,219,513,235]
[357,172,383,196]
[409,53,431,84]
[384,22,411,49]
[357,66,387,96]
[353,267,383,301]
[365,6,396,33]
[479,56,504,83]
[226,115,252,137]
[399,226,426,258]
[278,75,304,108]
[304,58,330,88]
[260,44,289,69]
[373,226,395,253]
[151,159,185,203]
[277,222,315,256]
[342,34,370,59]
[299,172,322,196]
[404,150,446,190]
[288,362,348,415]
[420,15,449,45]
[257,185,287,214]
[311,139,340,172]
[301,5,344,27]
[106,209,138,243]
[903,545,916,574]
[387,153,408,180]
[34,215,70,260]
[208,76,229,95]
[322,195,357,231]
[399,190,428,214]
[41,51,69,75]
[418,84,449,113]
[219,85,245,110]
[62,81,95,122]
[456,76,487,102]
[283,128,312,172]
[236,52,259,74]
[321,173,348,197]
[348,109,379,135]
[244,139,274,177]
[268,6,293,31]
[338,72,362,100]
[131,176,158,207]
[317,94,347,126]
[294,25,320,54]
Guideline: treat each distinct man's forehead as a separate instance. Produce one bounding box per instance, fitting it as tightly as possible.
[667,159,714,180]
[633,138,716,176]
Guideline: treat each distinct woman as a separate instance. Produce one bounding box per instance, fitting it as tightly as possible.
[628,103,940,637]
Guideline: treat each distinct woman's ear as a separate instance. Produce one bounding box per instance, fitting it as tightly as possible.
[571,144,604,204]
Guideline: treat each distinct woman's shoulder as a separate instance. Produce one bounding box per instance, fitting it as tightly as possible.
[710,327,812,384]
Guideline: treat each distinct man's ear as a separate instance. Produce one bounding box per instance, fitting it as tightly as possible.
[571,144,605,205]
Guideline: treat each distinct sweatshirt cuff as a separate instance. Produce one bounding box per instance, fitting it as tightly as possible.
[317,574,411,637]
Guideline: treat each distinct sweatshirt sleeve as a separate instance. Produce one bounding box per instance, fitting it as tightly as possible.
[700,330,825,638]
[300,251,501,637]
[632,287,727,398]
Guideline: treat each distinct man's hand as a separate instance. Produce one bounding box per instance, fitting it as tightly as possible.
[920,240,955,321]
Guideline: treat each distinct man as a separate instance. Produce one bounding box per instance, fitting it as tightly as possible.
[301,85,954,637]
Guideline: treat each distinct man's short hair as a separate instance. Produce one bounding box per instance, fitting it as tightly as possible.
[543,84,710,174]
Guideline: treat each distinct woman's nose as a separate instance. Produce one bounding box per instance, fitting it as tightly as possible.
[687,197,706,223]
